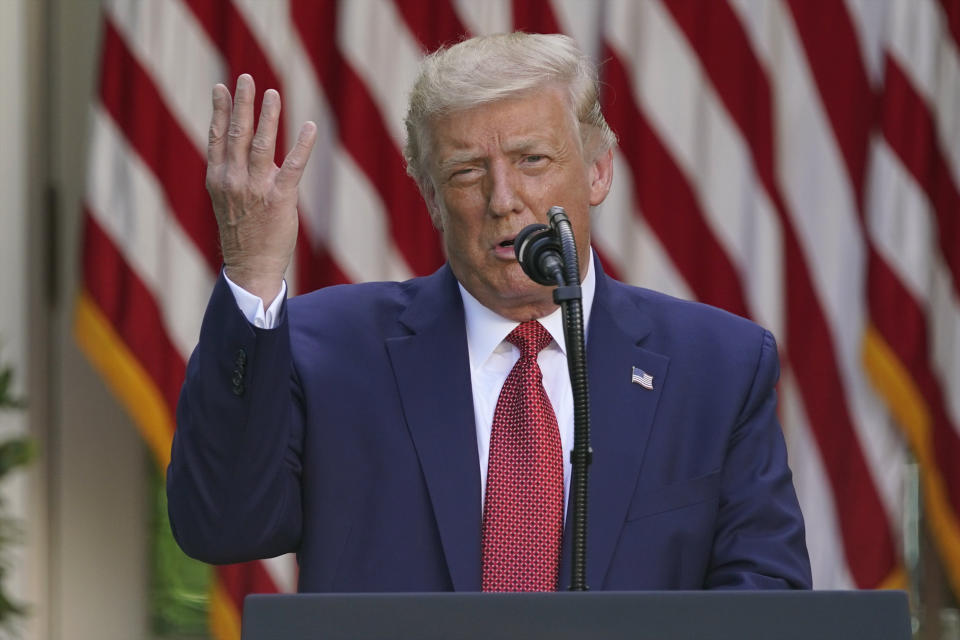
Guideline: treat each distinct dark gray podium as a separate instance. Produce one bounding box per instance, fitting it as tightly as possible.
[242,590,911,639]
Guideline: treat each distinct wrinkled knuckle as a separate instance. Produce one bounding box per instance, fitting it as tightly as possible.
[208,124,225,146]
[227,121,247,139]
[250,134,271,154]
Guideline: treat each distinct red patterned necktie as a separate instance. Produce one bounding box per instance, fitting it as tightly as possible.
[481,320,564,592]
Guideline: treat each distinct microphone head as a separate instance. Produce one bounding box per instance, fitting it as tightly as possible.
[514,223,562,285]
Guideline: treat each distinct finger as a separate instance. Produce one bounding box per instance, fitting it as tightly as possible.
[248,89,281,178]
[226,74,256,168]
[207,83,232,166]
[276,121,318,192]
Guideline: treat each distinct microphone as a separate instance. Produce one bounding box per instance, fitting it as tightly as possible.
[514,223,564,286]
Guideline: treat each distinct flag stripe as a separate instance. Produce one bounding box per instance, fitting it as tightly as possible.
[99,17,221,271]
[786,0,875,205]
[512,0,561,33]
[393,0,469,53]
[673,0,899,586]
[602,49,750,318]
[290,0,446,277]
[594,154,696,301]
[780,371,856,589]
[82,214,187,416]
[86,107,212,360]
[879,59,960,299]
[888,0,960,192]
[106,0,226,152]
[941,0,960,50]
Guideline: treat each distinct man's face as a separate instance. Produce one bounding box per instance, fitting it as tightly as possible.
[424,87,613,321]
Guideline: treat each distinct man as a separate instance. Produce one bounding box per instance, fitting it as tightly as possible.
[168,32,811,592]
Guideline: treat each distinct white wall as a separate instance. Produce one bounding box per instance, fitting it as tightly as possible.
[0,0,151,638]
[0,0,39,637]
[48,0,151,638]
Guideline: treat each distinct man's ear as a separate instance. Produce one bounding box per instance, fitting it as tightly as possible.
[420,181,444,231]
[588,148,614,207]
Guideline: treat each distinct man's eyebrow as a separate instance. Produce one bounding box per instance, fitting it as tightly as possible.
[437,152,480,170]
[436,137,556,171]
[501,138,551,154]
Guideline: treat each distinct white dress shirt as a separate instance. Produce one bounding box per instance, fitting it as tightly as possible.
[224,255,597,519]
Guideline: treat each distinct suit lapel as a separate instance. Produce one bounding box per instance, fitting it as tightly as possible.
[558,270,670,589]
[385,266,482,591]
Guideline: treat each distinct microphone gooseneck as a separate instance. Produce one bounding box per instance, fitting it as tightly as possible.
[514,207,592,593]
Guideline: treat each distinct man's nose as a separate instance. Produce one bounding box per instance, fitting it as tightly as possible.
[487,162,524,217]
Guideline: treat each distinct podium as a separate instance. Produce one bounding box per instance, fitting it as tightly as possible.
[242,590,911,639]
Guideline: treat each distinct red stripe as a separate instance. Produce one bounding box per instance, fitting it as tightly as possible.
[290,0,446,278]
[868,257,960,515]
[592,246,623,283]
[602,50,750,318]
[294,232,351,293]
[81,212,186,414]
[879,57,960,299]
[938,0,960,51]
[217,562,281,601]
[183,0,285,154]
[787,0,877,210]
[99,19,221,272]
[511,0,562,33]
[184,0,351,291]
[392,0,469,51]
[667,0,897,586]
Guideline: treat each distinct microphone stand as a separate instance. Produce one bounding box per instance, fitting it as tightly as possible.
[544,207,592,592]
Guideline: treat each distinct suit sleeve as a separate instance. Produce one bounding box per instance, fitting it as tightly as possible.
[166,272,304,564]
[706,329,813,589]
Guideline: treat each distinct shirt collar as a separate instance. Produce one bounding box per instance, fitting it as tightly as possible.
[458,252,597,371]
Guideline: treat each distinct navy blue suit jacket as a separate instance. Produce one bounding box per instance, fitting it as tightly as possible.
[168,260,811,591]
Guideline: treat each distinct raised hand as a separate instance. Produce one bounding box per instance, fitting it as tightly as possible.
[206,74,317,302]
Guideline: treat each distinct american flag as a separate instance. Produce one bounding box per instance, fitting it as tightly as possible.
[631,366,654,390]
[76,0,960,638]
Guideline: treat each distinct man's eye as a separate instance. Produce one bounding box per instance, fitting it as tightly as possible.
[450,168,475,179]
[523,155,547,164]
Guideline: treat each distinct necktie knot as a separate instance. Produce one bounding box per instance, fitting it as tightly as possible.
[506,321,553,360]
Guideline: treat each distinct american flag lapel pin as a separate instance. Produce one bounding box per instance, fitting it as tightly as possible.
[631,366,654,390]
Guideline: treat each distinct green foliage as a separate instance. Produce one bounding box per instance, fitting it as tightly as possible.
[0,353,34,634]
[150,466,211,637]
[0,364,25,411]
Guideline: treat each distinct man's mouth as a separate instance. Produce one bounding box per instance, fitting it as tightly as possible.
[499,239,515,248]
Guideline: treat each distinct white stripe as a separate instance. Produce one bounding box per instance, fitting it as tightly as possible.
[107,0,226,153]
[592,153,695,301]
[330,152,415,283]
[604,0,785,335]
[887,0,960,189]
[727,0,777,73]
[338,0,423,149]
[843,0,893,86]
[780,371,856,589]
[764,0,906,537]
[86,106,213,360]
[549,0,605,62]
[261,554,298,594]
[237,0,412,284]
[867,137,960,432]
[454,0,511,35]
